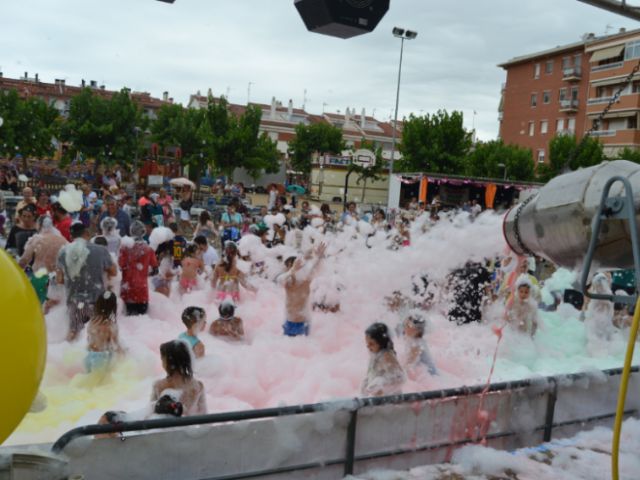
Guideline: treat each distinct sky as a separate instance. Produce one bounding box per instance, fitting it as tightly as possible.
[1,0,638,141]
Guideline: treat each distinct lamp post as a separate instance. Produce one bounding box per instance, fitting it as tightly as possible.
[133,126,142,203]
[387,27,417,209]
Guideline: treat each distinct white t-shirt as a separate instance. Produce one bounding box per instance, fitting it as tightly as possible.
[202,245,220,267]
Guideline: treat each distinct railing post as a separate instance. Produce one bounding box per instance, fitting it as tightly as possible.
[543,378,558,442]
[343,409,359,476]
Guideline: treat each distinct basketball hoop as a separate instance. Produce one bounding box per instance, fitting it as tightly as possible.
[352,149,375,168]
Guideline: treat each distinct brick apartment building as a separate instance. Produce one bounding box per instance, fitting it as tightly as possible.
[0,71,170,119]
[499,27,640,163]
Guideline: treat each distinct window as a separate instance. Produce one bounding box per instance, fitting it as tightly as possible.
[531,93,538,107]
[625,40,640,61]
[633,81,640,93]
[556,118,565,132]
[562,56,571,69]
[574,54,582,69]
[559,88,567,102]
[528,121,535,136]
[545,60,553,74]
[568,118,576,132]
[571,86,579,101]
[596,85,607,97]
[543,90,551,104]
[534,63,541,79]
[540,120,548,134]
[629,116,638,129]
[537,149,546,163]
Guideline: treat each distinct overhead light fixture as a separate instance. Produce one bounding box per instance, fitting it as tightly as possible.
[405,30,418,39]
[392,27,405,37]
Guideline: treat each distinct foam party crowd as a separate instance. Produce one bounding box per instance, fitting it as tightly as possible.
[1,178,638,446]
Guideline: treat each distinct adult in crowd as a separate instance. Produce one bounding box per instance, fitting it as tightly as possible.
[51,202,72,242]
[5,204,38,257]
[56,222,117,341]
[35,189,51,217]
[16,186,36,213]
[100,195,131,237]
[119,221,158,316]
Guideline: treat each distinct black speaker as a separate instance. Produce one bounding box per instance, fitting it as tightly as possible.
[295,0,390,39]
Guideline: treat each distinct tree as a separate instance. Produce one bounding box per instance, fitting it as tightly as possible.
[288,122,344,175]
[60,88,145,175]
[614,146,640,164]
[397,110,472,174]
[538,134,604,182]
[465,140,535,181]
[152,103,207,181]
[0,89,59,170]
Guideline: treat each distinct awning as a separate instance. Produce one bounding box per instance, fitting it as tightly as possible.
[587,109,636,119]
[589,44,625,63]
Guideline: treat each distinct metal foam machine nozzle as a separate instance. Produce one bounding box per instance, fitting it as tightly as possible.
[504,160,640,270]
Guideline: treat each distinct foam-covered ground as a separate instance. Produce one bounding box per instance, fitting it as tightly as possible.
[6,211,638,446]
[347,417,640,480]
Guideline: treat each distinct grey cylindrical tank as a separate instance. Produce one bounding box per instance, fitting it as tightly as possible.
[503,160,640,269]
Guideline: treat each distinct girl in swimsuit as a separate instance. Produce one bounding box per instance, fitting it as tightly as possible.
[211,241,255,302]
[180,244,203,294]
[85,291,124,372]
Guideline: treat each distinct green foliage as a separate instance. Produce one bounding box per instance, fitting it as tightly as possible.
[350,138,385,183]
[288,122,344,174]
[539,134,604,182]
[614,146,640,164]
[0,89,59,169]
[465,140,534,181]
[397,110,472,174]
[59,88,145,171]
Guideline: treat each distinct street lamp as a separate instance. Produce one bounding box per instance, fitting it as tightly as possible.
[387,26,417,209]
[133,126,142,203]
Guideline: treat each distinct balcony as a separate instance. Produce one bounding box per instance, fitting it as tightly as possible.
[587,96,616,105]
[590,130,617,137]
[562,67,582,81]
[591,61,624,73]
[559,99,579,113]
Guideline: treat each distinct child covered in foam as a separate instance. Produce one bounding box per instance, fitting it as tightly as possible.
[361,322,406,397]
[401,311,438,378]
[505,274,539,337]
[85,291,123,373]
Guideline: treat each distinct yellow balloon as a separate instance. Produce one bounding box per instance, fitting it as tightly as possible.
[0,249,46,445]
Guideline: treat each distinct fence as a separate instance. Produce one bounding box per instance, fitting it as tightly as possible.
[44,366,639,480]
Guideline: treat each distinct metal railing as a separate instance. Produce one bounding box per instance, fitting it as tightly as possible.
[563,67,582,79]
[50,366,639,478]
[591,130,618,137]
[587,96,617,105]
[592,61,624,72]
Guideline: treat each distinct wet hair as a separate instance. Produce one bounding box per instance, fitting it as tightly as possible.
[320,203,331,215]
[19,204,37,216]
[405,314,426,338]
[160,340,193,379]
[182,306,206,328]
[154,395,183,417]
[95,291,117,322]
[284,256,297,269]
[93,236,108,247]
[222,241,238,272]
[168,222,179,233]
[218,300,235,319]
[365,322,394,351]
[193,235,207,247]
[199,210,211,225]
[184,244,198,258]
[51,202,67,215]
[70,222,87,238]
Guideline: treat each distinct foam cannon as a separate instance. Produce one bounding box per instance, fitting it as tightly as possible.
[504,160,640,480]
[504,160,640,273]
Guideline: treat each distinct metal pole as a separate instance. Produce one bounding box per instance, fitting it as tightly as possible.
[133,128,139,203]
[389,37,405,179]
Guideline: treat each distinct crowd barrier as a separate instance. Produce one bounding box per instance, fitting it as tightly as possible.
[22,366,636,480]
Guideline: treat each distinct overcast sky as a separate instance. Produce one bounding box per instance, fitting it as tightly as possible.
[1,0,637,140]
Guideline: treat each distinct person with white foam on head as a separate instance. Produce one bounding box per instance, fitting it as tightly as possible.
[504,274,539,337]
[56,222,117,341]
[118,220,158,316]
[280,241,326,337]
[209,300,245,340]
